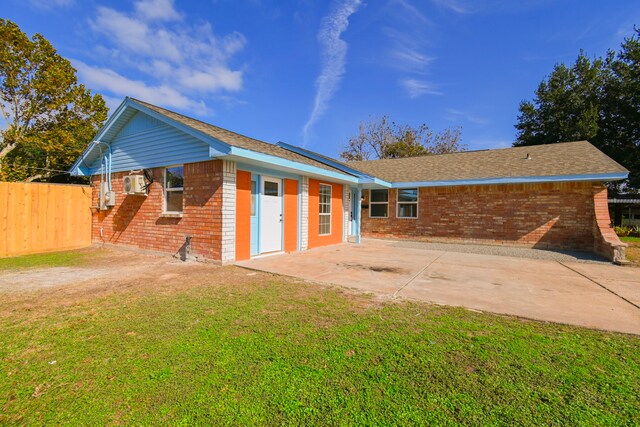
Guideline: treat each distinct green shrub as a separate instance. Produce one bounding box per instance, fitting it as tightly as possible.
[614,225,632,237]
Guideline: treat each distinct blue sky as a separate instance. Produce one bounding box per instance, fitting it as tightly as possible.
[4,0,639,158]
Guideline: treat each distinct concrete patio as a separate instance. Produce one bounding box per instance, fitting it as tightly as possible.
[237,239,640,335]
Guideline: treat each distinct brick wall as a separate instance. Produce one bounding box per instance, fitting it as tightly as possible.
[592,185,627,262]
[91,159,223,260]
[361,182,602,251]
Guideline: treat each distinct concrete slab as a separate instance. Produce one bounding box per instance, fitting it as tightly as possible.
[237,239,640,335]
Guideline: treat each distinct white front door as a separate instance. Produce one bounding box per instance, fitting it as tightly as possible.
[259,176,283,253]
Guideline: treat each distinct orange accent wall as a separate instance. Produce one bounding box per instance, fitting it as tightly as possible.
[235,170,252,261]
[284,179,299,252]
[308,179,343,249]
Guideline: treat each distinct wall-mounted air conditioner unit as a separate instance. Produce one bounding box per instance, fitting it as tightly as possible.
[123,175,147,195]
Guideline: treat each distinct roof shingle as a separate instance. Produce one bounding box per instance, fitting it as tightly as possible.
[346,141,628,183]
[131,98,350,176]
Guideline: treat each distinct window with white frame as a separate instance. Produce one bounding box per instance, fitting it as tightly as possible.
[369,189,388,218]
[397,188,418,218]
[319,183,332,235]
[164,166,184,213]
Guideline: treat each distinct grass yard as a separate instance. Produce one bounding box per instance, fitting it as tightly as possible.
[0,249,92,271]
[621,236,640,265]
[0,251,639,426]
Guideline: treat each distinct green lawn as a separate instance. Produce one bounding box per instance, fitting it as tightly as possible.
[621,236,640,264]
[1,268,639,426]
[0,249,92,270]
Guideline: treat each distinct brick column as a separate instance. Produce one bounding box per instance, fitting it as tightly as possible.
[592,184,627,263]
[221,160,236,263]
[300,176,309,251]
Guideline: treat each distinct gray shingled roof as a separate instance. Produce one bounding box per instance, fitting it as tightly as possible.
[131,98,350,176]
[347,141,628,183]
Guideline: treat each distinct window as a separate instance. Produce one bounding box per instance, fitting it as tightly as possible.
[397,188,418,218]
[264,181,279,196]
[319,183,332,235]
[251,180,257,216]
[369,189,388,218]
[164,166,184,213]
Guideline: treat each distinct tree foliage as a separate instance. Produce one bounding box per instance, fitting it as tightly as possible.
[0,19,108,182]
[340,116,465,161]
[514,29,640,193]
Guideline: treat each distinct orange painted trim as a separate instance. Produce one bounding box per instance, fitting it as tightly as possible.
[235,170,252,261]
[307,179,343,249]
[284,179,299,252]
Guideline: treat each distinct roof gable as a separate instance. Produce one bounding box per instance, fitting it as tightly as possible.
[84,110,212,174]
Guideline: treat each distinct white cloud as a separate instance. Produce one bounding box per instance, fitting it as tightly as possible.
[445,108,489,125]
[400,78,442,98]
[74,60,208,115]
[83,0,246,116]
[392,48,435,74]
[302,0,363,144]
[384,0,440,98]
[431,0,472,14]
[134,0,182,22]
[392,0,430,24]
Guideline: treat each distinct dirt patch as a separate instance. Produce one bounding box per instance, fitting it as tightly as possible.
[0,247,384,322]
[339,262,407,274]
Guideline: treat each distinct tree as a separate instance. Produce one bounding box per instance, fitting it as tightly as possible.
[340,116,464,161]
[514,29,640,193]
[0,19,108,182]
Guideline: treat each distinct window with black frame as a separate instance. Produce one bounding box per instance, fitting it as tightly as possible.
[369,189,388,218]
[397,188,418,218]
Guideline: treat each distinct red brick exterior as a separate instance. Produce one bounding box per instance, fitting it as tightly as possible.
[91,160,223,260]
[592,185,627,262]
[361,182,615,252]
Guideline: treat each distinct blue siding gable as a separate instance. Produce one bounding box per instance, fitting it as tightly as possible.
[87,111,212,174]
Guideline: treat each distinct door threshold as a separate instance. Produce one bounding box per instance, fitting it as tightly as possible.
[252,251,285,259]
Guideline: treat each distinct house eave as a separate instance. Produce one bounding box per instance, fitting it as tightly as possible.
[389,172,629,188]
[222,146,360,184]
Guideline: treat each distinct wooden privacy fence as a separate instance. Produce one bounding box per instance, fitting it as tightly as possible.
[0,182,92,257]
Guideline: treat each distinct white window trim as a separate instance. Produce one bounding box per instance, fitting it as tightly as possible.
[369,189,389,218]
[397,188,418,219]
[319,183,332,236]
[164,165,184,214]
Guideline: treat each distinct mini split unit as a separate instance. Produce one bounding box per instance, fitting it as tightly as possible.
[123,175,147,195]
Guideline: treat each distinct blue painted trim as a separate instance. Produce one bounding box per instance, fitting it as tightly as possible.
[276,142,366,178]
[236,162,302,181]
[390,172,629,188]
[225,147,359,183]
[70,97,231,176]
[250,173,260,256]
[359,177,392,188]
[69,99,132,175]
